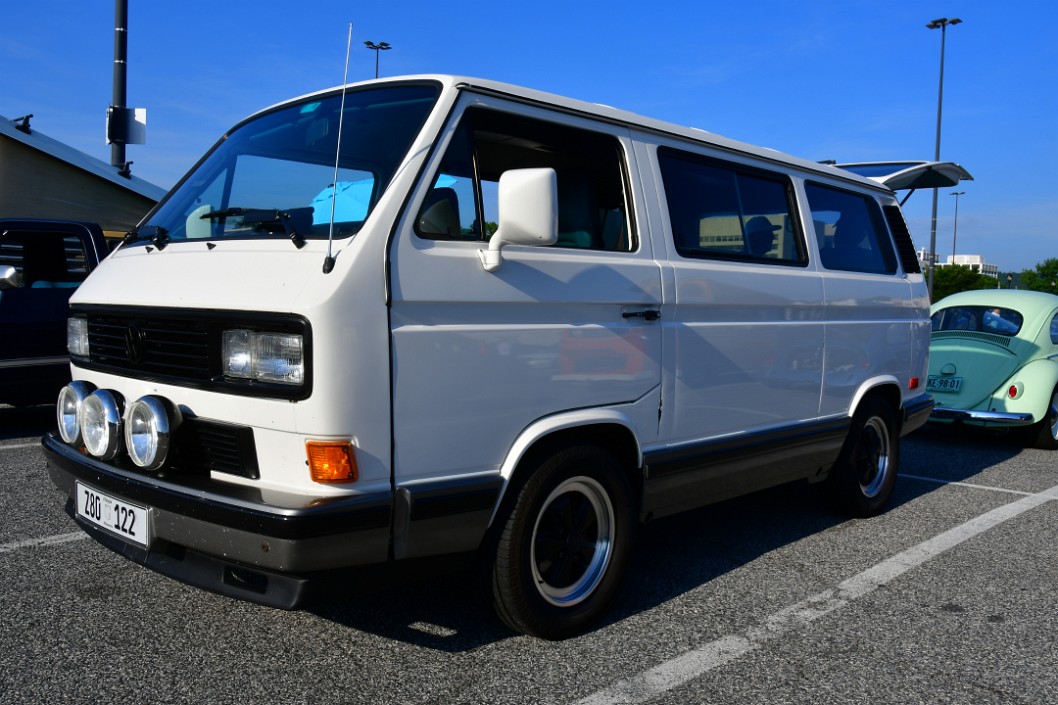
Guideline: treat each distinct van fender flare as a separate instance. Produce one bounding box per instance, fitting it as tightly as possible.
[847,376,902,419]
[488,408,645,525]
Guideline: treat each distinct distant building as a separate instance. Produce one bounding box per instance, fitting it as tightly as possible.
[915,248,1003,279]
[916,247,938,271]
[1,113,166,238]
[941,254,999,278]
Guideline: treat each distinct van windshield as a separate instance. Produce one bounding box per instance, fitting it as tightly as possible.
[138,83,440,244]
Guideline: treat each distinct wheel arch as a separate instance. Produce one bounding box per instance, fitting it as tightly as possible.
[849,377,902,427]
[488,409,644,528]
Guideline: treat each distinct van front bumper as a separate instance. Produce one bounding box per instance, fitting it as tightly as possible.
[42,432,392,608]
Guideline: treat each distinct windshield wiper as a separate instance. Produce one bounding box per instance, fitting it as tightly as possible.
[122,225,169,250]
[200,207,308,249]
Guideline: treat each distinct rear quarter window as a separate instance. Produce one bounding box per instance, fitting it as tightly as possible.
[805,182,897,274]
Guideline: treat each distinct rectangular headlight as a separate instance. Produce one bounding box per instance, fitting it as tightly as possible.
[252,333,304,384]
[223,329,304,385]
[67,317,89,357]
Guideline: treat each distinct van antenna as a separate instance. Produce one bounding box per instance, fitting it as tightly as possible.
[323,23,354,274]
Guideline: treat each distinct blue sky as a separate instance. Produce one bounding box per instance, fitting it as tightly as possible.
[3,1,1055,273]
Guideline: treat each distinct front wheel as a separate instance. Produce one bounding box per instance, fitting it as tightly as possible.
[825,398,899,517]
[490,443,634,640]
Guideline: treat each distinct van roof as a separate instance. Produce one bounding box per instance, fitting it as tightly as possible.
[251,74,893,194]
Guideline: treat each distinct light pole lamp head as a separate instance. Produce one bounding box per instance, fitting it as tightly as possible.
[927,17,962,29]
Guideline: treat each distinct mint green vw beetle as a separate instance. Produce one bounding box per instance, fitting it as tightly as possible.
[928,289,1058,449]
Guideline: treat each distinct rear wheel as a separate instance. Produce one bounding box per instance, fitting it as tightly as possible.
[825,398,899,517]
[490,443,634,640]
[1024,384,1058,450]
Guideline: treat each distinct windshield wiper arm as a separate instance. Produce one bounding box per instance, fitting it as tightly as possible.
[200,207,307,249]
[122,225,169,250]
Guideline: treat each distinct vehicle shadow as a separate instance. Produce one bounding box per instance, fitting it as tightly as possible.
[308,425,1024,650]
[0,404,54,441]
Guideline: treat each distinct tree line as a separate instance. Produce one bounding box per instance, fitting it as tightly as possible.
[931,258,1058,303]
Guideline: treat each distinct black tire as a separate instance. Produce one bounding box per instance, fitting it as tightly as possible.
[825,398,899,517]
[490,443,634,640]
[1024,385,1058,451]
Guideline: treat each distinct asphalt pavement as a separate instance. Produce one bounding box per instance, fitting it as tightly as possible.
[2,404,1055,704]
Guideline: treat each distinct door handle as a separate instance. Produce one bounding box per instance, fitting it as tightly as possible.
[622,309,661,321]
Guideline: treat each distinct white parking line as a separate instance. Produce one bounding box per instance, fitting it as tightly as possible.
[0,442,42,452]
[576,481,1058,705]
[0,532,87,555]
[900,473,1036,497]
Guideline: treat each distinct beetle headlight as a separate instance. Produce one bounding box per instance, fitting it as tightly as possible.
[67,317,89,358]
[56,381,96,445]
[125,396,180,470]
[223,329,304,385]
[80,390,125,460]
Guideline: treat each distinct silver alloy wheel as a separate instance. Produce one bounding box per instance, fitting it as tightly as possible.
[857,416,891,499]
[529,476,615,607]
[1048,389,1058,442]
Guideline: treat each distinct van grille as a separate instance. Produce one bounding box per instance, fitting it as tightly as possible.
[88,315,213,379]
[74,306,312,400]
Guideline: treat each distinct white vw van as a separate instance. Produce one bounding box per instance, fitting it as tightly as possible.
[45,75,935,639]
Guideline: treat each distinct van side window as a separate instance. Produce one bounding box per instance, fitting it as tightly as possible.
[417,108,634,251]
[806,183,897,274]
[657,148,806,265]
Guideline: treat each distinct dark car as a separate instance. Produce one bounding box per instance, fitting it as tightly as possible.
[0,219,108,406]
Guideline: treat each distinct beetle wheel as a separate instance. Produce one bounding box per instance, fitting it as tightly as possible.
[1026,385,1058,451]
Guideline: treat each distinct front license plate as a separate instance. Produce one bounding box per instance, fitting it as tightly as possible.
[927,375,963,392]
[75,482,150,548]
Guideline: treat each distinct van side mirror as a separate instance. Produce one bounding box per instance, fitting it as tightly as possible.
[0,264,17,290]
[478,168,558,272]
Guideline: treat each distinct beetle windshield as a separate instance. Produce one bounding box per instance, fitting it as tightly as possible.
[931,305,1023,336]
[138,83,440,244]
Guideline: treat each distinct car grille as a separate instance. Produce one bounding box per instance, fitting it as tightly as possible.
[931,330,1012,348]
[88,314,212,380]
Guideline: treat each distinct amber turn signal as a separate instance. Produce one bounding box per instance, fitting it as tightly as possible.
[306,441,358,483]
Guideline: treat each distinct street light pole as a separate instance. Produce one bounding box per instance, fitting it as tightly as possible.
[950,190,965,264]
[925,17,962,299]
[364,41,391,78]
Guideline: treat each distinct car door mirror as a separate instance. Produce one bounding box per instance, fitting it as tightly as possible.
[0,264,17,290]
[478,168,557,272]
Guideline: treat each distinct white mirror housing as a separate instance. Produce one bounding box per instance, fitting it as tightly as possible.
[478,168,558,272]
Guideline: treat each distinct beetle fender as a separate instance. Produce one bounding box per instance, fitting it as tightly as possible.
[990,358,1058,419]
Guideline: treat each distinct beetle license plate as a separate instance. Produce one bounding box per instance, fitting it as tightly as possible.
[927,376,963,392]
[75,482,150,548]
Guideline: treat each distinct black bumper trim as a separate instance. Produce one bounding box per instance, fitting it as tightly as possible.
[43,432,391,541]
[901,394,935,436]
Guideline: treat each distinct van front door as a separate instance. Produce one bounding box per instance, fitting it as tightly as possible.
[387,99,663,557]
